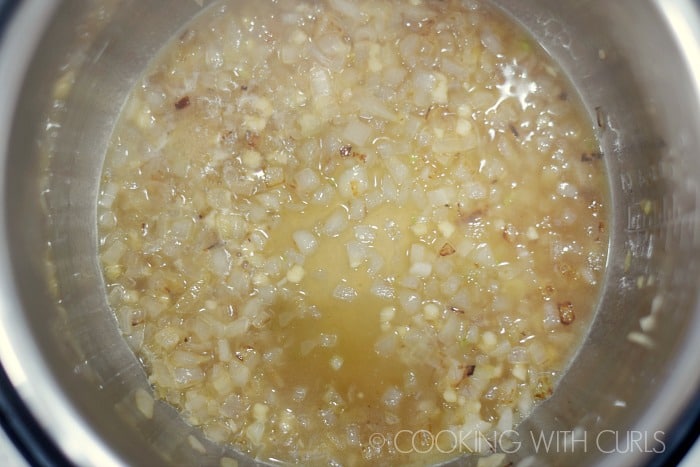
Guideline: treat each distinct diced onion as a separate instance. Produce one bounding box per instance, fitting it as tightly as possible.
[173,367,205,388]
[370,280,395,300]
[346,241,368,268]
[135,388,155,419]
[229,360,251,387]
[329,0,362,18]
[293,230,318,255]
[323,209,349,237]
[98,0,607,460]
[333,284,358,301]
[295,168,321,194]
[382,386,403,407]
[338,166,369,198]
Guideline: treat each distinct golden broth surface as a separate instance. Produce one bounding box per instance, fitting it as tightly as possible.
[98,0,608,464]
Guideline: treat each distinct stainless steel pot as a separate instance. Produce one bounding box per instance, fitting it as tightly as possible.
[1,0,699,466]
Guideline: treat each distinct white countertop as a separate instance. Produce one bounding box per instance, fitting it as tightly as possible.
[0,426,25,467]
[680,436,700,467]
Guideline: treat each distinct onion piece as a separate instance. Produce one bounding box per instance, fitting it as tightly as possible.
[329,0,362,18]
[333,283,358,302]
[338,166,369,198]
[342,119,373,147]
[322,209,349,237]
[294,168,321,194]
[370,280,395,300]
[346,241,368,268]
[293,230,318,255]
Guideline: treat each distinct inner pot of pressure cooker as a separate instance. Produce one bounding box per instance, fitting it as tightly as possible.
[5,0,700,466]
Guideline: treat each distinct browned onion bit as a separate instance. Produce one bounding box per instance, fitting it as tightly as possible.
[174,96,190,110]
[558,301,576,325]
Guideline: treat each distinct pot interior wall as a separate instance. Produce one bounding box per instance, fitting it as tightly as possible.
[4,0,700,466]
